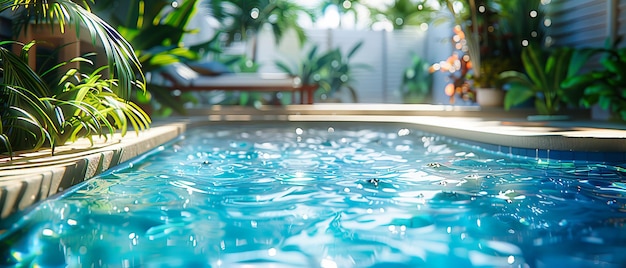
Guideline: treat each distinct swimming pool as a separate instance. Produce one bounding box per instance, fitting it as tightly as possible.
[1,122,625,267]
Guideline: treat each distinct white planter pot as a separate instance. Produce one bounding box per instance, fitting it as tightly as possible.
[476,87,504,107]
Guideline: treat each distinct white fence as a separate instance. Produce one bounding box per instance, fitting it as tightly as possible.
[252,25,454,104]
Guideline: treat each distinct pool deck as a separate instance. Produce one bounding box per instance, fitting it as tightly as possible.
[1,104,625,222]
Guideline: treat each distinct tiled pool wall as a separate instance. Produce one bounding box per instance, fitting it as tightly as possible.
[200,119,626,164]
[453,138,626,164]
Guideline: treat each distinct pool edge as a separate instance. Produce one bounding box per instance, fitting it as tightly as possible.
[0,122,188,221]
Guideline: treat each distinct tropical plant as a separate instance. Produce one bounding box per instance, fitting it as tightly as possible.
[275,45,327,87]
[562,39,626,121]
[436,0,546,90]
[401,54,432,103]
[497,0,546,66]
[275,41,366,103]
[4,0,143,100]
[92,0,206,115]
[499,44,596,115]
[319,42,366,102]
[471,57,513,88]
[0,0,149,158]
[93,0,203,66]
[1,42,150,158]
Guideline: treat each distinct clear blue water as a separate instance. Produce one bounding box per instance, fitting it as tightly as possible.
[2,122,626,268]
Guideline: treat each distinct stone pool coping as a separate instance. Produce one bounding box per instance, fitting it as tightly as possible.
[1,104,625,221]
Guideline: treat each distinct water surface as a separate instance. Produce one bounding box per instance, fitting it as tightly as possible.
[2,123,626,267]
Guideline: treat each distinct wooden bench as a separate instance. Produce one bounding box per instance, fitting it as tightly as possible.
[155,63,316,104]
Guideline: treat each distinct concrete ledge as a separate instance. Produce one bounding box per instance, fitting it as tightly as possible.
[0,122,188,220]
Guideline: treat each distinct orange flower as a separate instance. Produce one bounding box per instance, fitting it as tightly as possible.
[447,54,459,64]
[444,83,455,96]
[429,65,437,73]
[453,25,465,39]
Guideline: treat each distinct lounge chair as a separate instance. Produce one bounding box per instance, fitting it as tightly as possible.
[152,62,316,104]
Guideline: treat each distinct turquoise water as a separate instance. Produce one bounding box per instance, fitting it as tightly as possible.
[2,122,626,267]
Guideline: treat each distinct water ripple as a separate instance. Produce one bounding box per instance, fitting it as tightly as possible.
[2,123,625,267]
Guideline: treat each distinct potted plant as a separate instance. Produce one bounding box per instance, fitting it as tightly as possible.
[318,42,366,102]
[472,57,513,107]
[275,44,328,103]
[562,38,626,122]
[437,0,503,105]
[438,0,547,107]
[499,44,596,117]
[276,41,366,103]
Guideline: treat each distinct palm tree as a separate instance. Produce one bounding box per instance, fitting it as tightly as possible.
[92,0,209,114]
[319,0,363,28]
[214,0,313,62]
[368,0,438,30]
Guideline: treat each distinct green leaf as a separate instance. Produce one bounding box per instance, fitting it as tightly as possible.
[584,84,613,95]
[499,71,533,87]
[0,117,13,159]
[130,24,186,50]
[522,44,548,90]
[4,85,60,135]
[3,0,144,100]
[162,0,198,37]
[562,73,601,89]
[275,60,296,76]
[8,106,52,151]
[534,99,550,115]
[551,47,572,92]
[307,45,319,60]
[347,41,364,59]
[567,48,599,77]
[0,133,12,159]
[0,44,51,98]
[602,58,626,74]
[504,86,535,110]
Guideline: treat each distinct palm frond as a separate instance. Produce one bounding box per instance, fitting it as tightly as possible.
[0,41,51,97]
[54,65,150,138]
[3,85,60,139]
[2,0,144,100]
[0,116,14,159]
[5,105,53,152]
